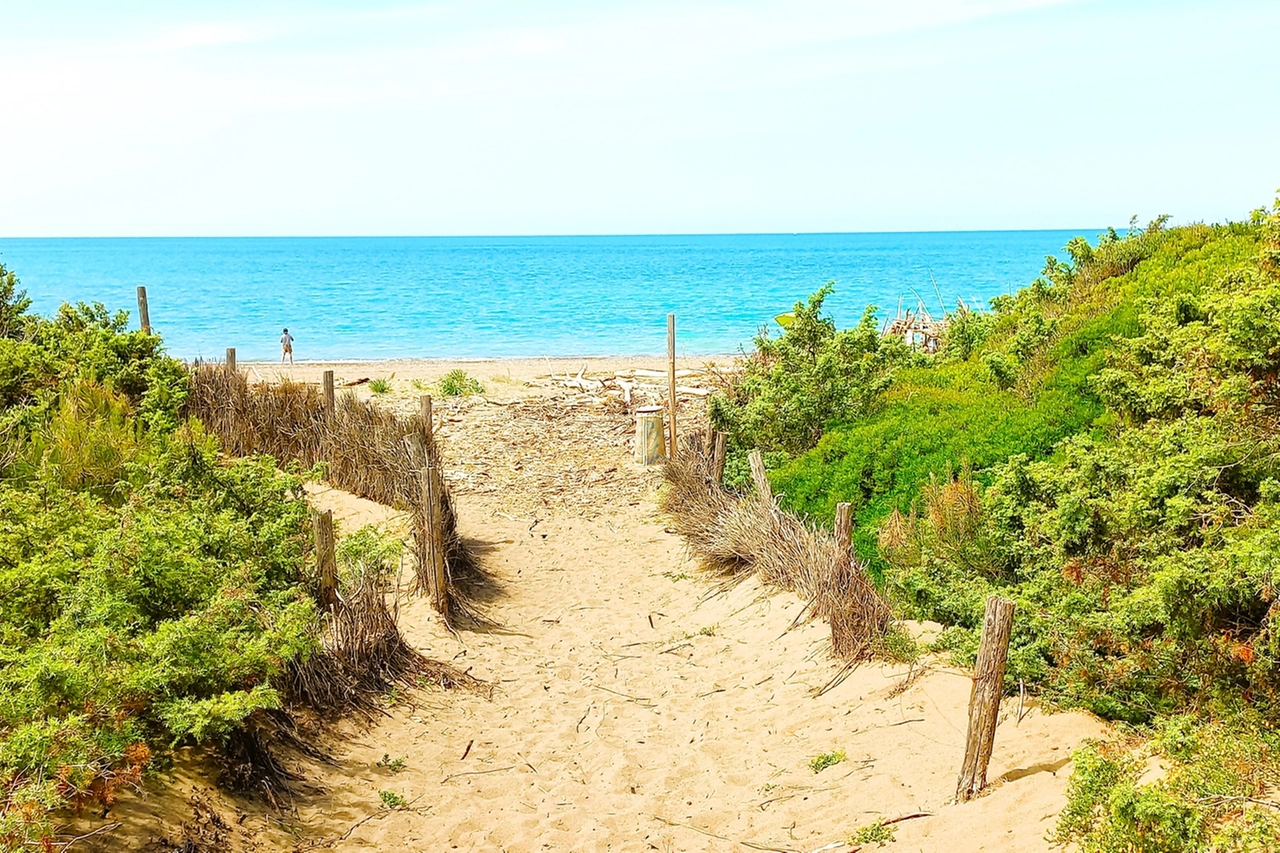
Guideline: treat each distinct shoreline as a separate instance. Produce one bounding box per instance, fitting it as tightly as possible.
[234,355,739,387]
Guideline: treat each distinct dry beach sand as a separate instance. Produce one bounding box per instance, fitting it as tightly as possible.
[85,358,1108,852]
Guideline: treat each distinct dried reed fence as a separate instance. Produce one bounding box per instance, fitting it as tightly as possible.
[286,568,487,717]
[184,366,481,622]
[660,433,891,661]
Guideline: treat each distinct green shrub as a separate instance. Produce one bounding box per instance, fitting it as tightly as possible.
[1056,717,1280,853]
[369,377,392,394]
[849,822,896,846]
[0,291,320,849]
[709,200,1280,852]
[437,370,483,397]
[710,284,910,455]
[0,262,31,340]
[337,525,404,586]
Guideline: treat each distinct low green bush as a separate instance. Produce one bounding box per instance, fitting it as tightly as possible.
[1056,716,1280,852]
[437,369,483,397]
[710,284,910,455]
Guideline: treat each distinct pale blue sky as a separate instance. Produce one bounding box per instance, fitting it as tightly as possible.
[1,1,1276,236]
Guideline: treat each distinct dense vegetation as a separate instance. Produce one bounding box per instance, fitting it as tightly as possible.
[711,199,1280,849]
[0,272,321,849]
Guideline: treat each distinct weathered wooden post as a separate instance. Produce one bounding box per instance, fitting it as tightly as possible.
[136,286,151,334]
[635,406,666,464]
[956,595,1017,802]
[834,502,853,569]
[322,370,335,416]
[821,501,856,655]
[419,466,449,615]
[420,394,433,444]
[313,509,339,612]
[225,347,237,374]
[749,448,772,503]
[711,431,727,485]
[667,313,678,461]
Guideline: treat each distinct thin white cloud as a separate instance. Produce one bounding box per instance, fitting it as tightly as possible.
[137,22,276,53]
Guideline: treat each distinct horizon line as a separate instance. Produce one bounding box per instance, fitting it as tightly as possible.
[1,226,1110,241]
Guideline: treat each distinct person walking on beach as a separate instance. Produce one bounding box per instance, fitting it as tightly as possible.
[280,328,294,364]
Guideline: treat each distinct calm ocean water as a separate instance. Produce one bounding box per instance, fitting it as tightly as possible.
[0,233,1090,361]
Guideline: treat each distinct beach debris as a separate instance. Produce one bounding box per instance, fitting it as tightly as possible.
[883,299,945,352]
[540,364,731,402]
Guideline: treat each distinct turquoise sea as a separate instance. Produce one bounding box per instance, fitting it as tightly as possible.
[0,232,1091,361]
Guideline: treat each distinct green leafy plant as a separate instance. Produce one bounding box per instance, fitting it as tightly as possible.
[337,525,404,586]
[378,790,408,810]
[377,754,407,773]
[710,284,909,455]
[849,821,896,846]
[368,377,392,394]
[437,370,483,397]
[1056,717,1280,852]
[808,749,846,773]
[713,198,1280,851]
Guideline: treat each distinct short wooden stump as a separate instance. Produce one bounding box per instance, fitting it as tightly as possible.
[635,406,666,464]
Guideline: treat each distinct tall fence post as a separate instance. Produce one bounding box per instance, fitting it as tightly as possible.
[419,466,449,615]
[956,595,1016,802]
[136,286,151,334]
[313,509,338,612]
[322,370,335,416]
[420,394,434,445]
[667,313,678,461]
[225,347,237,374]
[749,448,772,503]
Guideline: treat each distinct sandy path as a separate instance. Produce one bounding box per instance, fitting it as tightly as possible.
[84,380,1107,851]
[298,467,1106,851]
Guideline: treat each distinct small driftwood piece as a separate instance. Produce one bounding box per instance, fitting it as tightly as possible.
[956,595,1016,802]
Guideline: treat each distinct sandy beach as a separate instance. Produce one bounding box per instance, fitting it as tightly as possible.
[241,356,737,390]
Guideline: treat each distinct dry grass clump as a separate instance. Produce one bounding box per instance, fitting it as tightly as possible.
[184,365,481,620]
[660,438,891,661]
[287,571,486,717]
[185,369,328,464]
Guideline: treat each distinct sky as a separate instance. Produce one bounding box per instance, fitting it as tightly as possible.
[1,0,1277,237]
